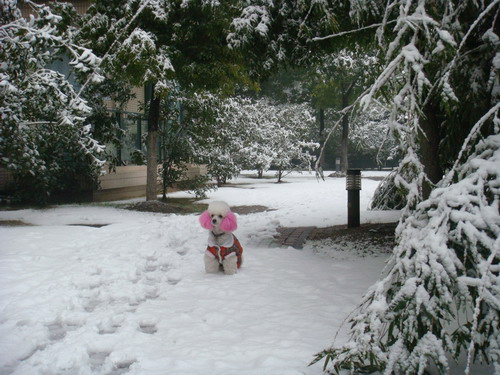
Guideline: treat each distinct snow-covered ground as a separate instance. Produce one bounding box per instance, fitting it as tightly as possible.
[0,171,399,375]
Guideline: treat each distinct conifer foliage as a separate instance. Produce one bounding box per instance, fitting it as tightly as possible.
[309,0,500,373]
[313,132,500,373]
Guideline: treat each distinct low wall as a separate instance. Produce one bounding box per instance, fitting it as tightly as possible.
[0,167,14,191]
[93,164,207,202]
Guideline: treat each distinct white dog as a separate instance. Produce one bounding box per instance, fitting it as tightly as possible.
[199,201,243,275]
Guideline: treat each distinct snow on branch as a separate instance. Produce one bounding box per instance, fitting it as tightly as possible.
[315,133,500,374]
[314,1,499,373]
[312,20,397,42]
[228,5,271,48]
[442,103,500,186]
[76,0,154,97]
[0,1,107,197]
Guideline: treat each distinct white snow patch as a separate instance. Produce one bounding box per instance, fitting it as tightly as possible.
[0,171,398,374]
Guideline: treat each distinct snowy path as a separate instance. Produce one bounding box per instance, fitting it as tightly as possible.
[0,172,398,374]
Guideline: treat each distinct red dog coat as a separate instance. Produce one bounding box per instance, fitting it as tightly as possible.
[206,235,243,269]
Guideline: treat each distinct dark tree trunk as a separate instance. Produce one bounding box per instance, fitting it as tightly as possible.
[146,93,161,201]
[318,108,325,170]
[161,160,169,200]
[419,102,443,200]
[277,170,283,183]
[340,86,350,174]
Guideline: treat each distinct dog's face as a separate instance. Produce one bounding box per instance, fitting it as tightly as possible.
[209,210,225,228]
[199,201,237,233]
[207,201,230,229]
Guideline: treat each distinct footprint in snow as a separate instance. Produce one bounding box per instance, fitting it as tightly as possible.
[167,273,182,285]
[88,351,110,370]
[138,323,157,334]
[160,263,170,272]
[144,263,158,272]
[98,325,120,335]
[88,351,136,375]
[144,286,159,299]
[84,298,101,312]
[109,359,137,375]
[46,322,80,342]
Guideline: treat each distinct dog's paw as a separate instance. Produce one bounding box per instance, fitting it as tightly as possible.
[222,257,238,275]
[204,254,220,274]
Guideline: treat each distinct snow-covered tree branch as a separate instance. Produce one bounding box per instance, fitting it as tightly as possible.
[0,1,105,202]
[184,94,317,184]
[315,128,500,374]
[309,0,500,373]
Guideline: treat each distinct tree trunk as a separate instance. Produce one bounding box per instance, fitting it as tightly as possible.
[340,115,349,173]
[161,161,167,200]
[146,94,161,201]
[419,102,443,200]
[318,108,325,170]
[340,86,349,173]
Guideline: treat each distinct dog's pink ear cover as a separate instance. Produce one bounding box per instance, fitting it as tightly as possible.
[220,211,237,232]
[199,210,212,229]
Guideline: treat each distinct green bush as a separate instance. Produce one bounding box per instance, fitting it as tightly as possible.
[177,175,217,199]
[370,171,407,210]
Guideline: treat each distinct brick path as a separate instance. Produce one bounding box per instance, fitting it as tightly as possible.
[268,222,398,250]
[273,226,317,249]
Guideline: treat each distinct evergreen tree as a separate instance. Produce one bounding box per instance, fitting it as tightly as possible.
[310,1,499,373]
[232,1,499,373]
[249,47,380,173]
[228,0,337,81]
[183,94,318,183]
[78,0,249,200]
[311,48,378,173]
[0,1,107,203]
[344,102,398,169]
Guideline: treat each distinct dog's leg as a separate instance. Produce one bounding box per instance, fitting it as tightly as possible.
[222,255,238,275]
[204,254,220,273]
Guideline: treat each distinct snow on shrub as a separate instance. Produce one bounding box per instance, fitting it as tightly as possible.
[0,1,105,202]
[313,133,500,374]
[192,96,317,184]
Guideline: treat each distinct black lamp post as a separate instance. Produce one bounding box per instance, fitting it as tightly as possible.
[346,169,361,228]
